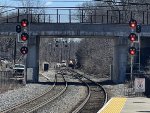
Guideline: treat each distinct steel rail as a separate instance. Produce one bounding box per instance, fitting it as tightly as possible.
[71,75,91,113]
[69,69,107,113]
[25,74,68,113]
[81,74,108,104]
[77,70,108,104]
[0,74,57,113]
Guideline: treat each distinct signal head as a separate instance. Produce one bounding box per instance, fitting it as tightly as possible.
[129,47,136,55]
[136,25,141,33]
[16,25,21,33]
[21,33,29,41]
[20,46,28,55]
[129,19,137,29]
[21,19,29,27]
[128,33,137,42]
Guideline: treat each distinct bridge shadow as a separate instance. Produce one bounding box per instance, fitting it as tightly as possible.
[38,82,98,86]
[36,79,114,86]
[97,80,115,85]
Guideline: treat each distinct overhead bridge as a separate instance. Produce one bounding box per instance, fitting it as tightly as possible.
[1,7,150,83]
[0,23,150,83]
[1,23,150,37]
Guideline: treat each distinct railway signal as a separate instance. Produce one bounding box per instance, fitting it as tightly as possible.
[19,19,29,54]
[20,46,28,55]
[21,19,29,27]
[16,25,21,33]
[129,47,136,55]
[129,19,137,29]
[136,25,141,33]
[55,41,59,47]
[21,33,29,41]
[128,33,137,42]
[17,19,29,43]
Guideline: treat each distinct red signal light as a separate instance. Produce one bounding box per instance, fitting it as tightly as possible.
[131,23,135,28]
[21,19,28,27]
[129,19,137,29]
[21,36,27,41]
[21,33,28,41]
[131,50,135,55]
[129,47,136,55]
[128,33,137,42]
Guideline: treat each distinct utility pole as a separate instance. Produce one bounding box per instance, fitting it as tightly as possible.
[136,25,142,72]
[69,42,71,60]
[128,19,137,90]
[14,37,17,65]
[60,41,63,62]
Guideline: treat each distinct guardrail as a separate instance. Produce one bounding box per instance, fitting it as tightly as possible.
[0,7,150,24]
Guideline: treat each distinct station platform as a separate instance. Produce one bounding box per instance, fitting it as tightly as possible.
[98,97,150,113]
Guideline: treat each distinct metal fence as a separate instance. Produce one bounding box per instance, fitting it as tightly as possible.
[0,7,150,24]
[124,80,145,97]
[124,73,149,97]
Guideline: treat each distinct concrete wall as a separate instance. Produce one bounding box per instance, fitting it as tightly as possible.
[26,35,40,83]
[112,37,128,83]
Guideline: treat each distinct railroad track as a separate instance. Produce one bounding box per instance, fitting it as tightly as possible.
[0,73,67,113]
[68,69,107,113]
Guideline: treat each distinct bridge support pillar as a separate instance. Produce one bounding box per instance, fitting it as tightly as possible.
[26,35,40,83]
[112,37,128,83]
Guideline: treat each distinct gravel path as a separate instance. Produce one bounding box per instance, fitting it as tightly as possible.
[0,69,56,111]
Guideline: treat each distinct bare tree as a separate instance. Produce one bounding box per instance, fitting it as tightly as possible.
[20,0,47,22]
[0,0,9,20]
[76,38,114,76]
[76,0,150,23]
[0,0,8,12]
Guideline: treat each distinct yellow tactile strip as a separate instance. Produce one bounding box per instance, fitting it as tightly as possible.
[98,97,127,113]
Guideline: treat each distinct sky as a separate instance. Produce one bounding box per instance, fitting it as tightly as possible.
[3,0,93,7]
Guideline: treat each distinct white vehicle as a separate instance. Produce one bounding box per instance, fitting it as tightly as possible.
[13,64,25,77]
[61,60,67,67]
[56,63,61,68]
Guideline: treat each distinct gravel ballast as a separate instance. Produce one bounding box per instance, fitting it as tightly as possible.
[37,86,87,113]
[37,74,87,113]
[0,69,89,113]
[0,84,50,111]
[0,69,56,111]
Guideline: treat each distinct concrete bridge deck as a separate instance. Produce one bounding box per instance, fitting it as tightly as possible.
[0,23,150,37]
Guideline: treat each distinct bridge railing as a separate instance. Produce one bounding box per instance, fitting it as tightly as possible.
[0,7,150,24]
